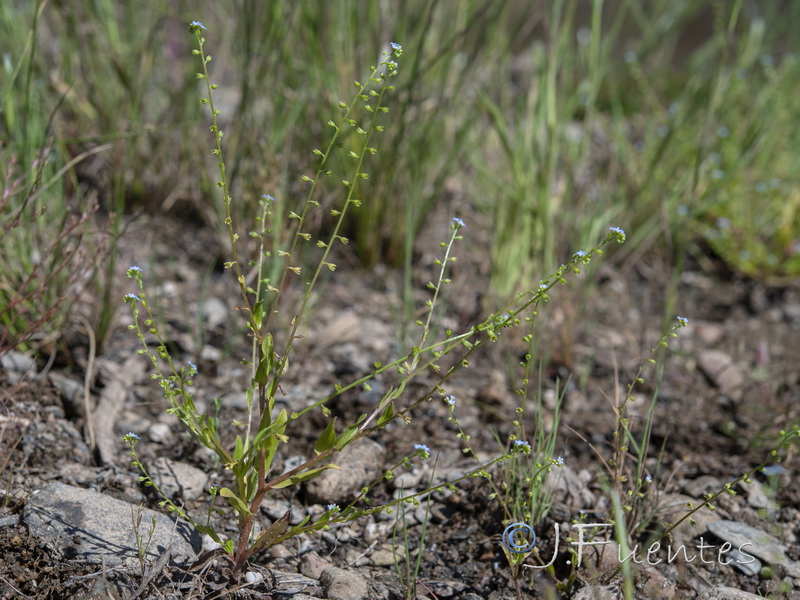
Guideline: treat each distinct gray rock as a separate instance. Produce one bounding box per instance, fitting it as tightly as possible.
[426,580,467,598]
[299,550,332,579]
[707,520,800,577]
[200,296,228,329]
[49,372,85,416]
[727,547,761,576]
[272,569,322,596]
[148,457,208,500]
[24,481,199,570]
[147,422,172,444]
[697,587,770,600]
[697,350,745,400]
[320,566,369,600]
[571,586,618,600]
[306,438,385,505]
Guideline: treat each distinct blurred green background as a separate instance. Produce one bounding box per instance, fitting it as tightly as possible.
[2,0,799,348]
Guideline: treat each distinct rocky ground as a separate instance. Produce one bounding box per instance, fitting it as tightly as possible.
[1,211,799,600]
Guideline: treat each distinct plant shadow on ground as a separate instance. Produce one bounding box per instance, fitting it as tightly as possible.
[1,208,798,599]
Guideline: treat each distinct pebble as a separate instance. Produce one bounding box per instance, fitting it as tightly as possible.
[697,350,745,400]
[698,587,771,600]
[306,438,385,505]
[320,566,369,600]
[707,520,800,577]
[727,547,761,576]
[147,422,172,443]
[200,296,228,329]
[148,457,208,500]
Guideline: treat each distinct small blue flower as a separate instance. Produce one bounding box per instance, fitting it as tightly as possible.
[624,50,637,64]
[450,217,465,230]
[124,432,140,442]
[644,474,653,484]
[513,440,531,453]
[124,293,140,303]
[327,503,339,512]
[573,250,587,260]
[386,60,398,71]
[209,483,220,494]
[189,21,207,33]
[444,395,456,407]
[494,313,510,327]
[539,283,548,291]
[262,194,275,203]
[390,42,402,53]
[126,266,143,277]
[608,226,626,243]
[555,456,565,466]
[414,444,431,459]
[188,362,198,377]
[676,316,688,327]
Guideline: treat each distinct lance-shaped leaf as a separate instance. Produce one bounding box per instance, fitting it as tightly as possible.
[254,333,275,386]
[219,487,253,519]
[335,413,367,449]
[271,464,341,489]
[314,417,337,455]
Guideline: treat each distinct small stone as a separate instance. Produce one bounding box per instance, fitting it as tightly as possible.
[300,551,331,579]
[320,566,369,600]
[697,587,770,600]
[697,350,745,400]
[244,571,263,584]
[370,544,402,567]
[148,422,171,443]
[707,520,800,577]
[728,547,761,576]
[637,565,676,599]
[200,297,228,329]
[148,457,208,500]
[306,438,385,505]
[571,586,617,600]
[426,580,466,598]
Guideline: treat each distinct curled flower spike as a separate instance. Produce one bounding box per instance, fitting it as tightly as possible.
[609,226,626,242]
[126,266,143,277]
[189,20,206,33]
[676,316,688,327]
[451,217,465,230]
[124,432,140,442]
[414,443,431,459]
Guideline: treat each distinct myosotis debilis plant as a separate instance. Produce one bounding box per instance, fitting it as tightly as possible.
[123,21,631,581]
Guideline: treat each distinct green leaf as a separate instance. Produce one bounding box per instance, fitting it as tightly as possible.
[376,401,394,427]
[253,334,275,386]
[272,464,340,489]
[314,417,337,455]
[335,414,366,449]
[219,487,252,518]
[233,435,245,463]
